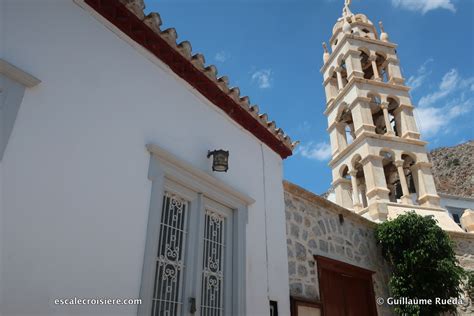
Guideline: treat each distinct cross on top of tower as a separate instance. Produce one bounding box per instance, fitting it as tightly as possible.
[342,0,353,18]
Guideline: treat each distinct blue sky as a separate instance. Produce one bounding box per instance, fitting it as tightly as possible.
[144,0,474,194]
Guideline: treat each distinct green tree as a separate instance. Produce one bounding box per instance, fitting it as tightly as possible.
[374,212,464,315]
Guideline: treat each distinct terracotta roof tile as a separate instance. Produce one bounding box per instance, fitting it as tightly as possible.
[85,0,298,158]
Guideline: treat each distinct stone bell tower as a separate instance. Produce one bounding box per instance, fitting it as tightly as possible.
[321,1,461,231]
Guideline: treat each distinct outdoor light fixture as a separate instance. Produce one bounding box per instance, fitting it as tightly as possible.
[207,149,229,172]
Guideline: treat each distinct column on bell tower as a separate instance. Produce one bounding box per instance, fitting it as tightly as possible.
[349,97,376,137]
[392,103,421,139]
[411,161,441,208]
[360,154,390,220]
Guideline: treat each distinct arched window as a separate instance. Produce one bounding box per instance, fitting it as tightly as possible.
[338,108,355,145]
[359,49,372,79]
[380,150,399,202]
[376,53,388,82]
[387,97,400,136]
[402,154,418,203]
[341,165,350,180]
[339,59,348,87]
[369,94,385,135]
[360,28,372,39]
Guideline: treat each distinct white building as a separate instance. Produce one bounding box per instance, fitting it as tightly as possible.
[0,0,298,315]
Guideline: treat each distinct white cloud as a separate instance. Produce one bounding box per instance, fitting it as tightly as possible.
[412,66,474,139]
[297,121,312,134]
[406,58,433,91]
[214,51,229,63]
[418,69,474,107]
[419,69,458,107]
[415,99,472,137]
[251,69,273,89]
[391,0,456,14]
[296,141,332,161]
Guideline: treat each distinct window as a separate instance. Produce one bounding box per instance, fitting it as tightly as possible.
[139,144,250,316]
[200,198,233,315]
[452,213,460,225]
[447,207,465,227]
[270,300,279,316]
[290,298,322,316]
[152,192,189,314]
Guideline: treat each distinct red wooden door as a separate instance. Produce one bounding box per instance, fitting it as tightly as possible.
[316,256,377,316]
[319,268,345,316]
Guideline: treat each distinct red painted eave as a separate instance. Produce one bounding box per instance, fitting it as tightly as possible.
[84,0,293,159]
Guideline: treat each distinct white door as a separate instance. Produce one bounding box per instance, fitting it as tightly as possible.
[150,181,233,316]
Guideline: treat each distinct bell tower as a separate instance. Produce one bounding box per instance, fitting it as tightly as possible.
[322,1,461,231]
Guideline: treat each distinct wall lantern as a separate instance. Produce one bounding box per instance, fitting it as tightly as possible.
[207,149,229,172]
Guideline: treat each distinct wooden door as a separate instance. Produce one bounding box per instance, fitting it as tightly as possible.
[316,256,377,316]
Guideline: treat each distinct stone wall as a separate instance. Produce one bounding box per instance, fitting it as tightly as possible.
[284,181,393,315]
[451,232,474,315]
[284,181,474,315]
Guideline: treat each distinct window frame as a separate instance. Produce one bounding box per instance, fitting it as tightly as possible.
[139,144,252,316]
[290,297,322,316]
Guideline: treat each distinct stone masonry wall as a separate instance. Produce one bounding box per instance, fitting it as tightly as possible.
[284,181,474,315]
[451,233,474,315]
[284,181,393,315]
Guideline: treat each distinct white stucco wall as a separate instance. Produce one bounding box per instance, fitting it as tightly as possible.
[440,194,474,212]
[0,1,290,315]
[0,161,3,316]
[440,194,474,224]
[0,0,4,59]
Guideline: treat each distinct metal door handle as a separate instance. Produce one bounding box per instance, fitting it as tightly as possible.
[189,297,196,313]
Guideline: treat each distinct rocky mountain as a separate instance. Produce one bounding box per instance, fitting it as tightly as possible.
[429,140,474,198]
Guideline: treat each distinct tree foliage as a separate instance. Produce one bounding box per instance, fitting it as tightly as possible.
[465,270,474,301]
[374,212,464,315]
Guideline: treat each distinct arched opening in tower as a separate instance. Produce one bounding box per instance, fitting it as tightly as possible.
[369,94,386,135]
[375,53,388,82]
[341,165,350,180]
[402,153,418,203]
[339,59,349,88]
[387,97,400,136]
[380,150,401,203]
[337,108,355,145]
[359,49,373,79]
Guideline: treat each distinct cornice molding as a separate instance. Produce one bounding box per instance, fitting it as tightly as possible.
[146,143,255,205]
[321,34,397,74]
[329,132,427,167]
[0,59,41,88]
[324,77,410,116]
